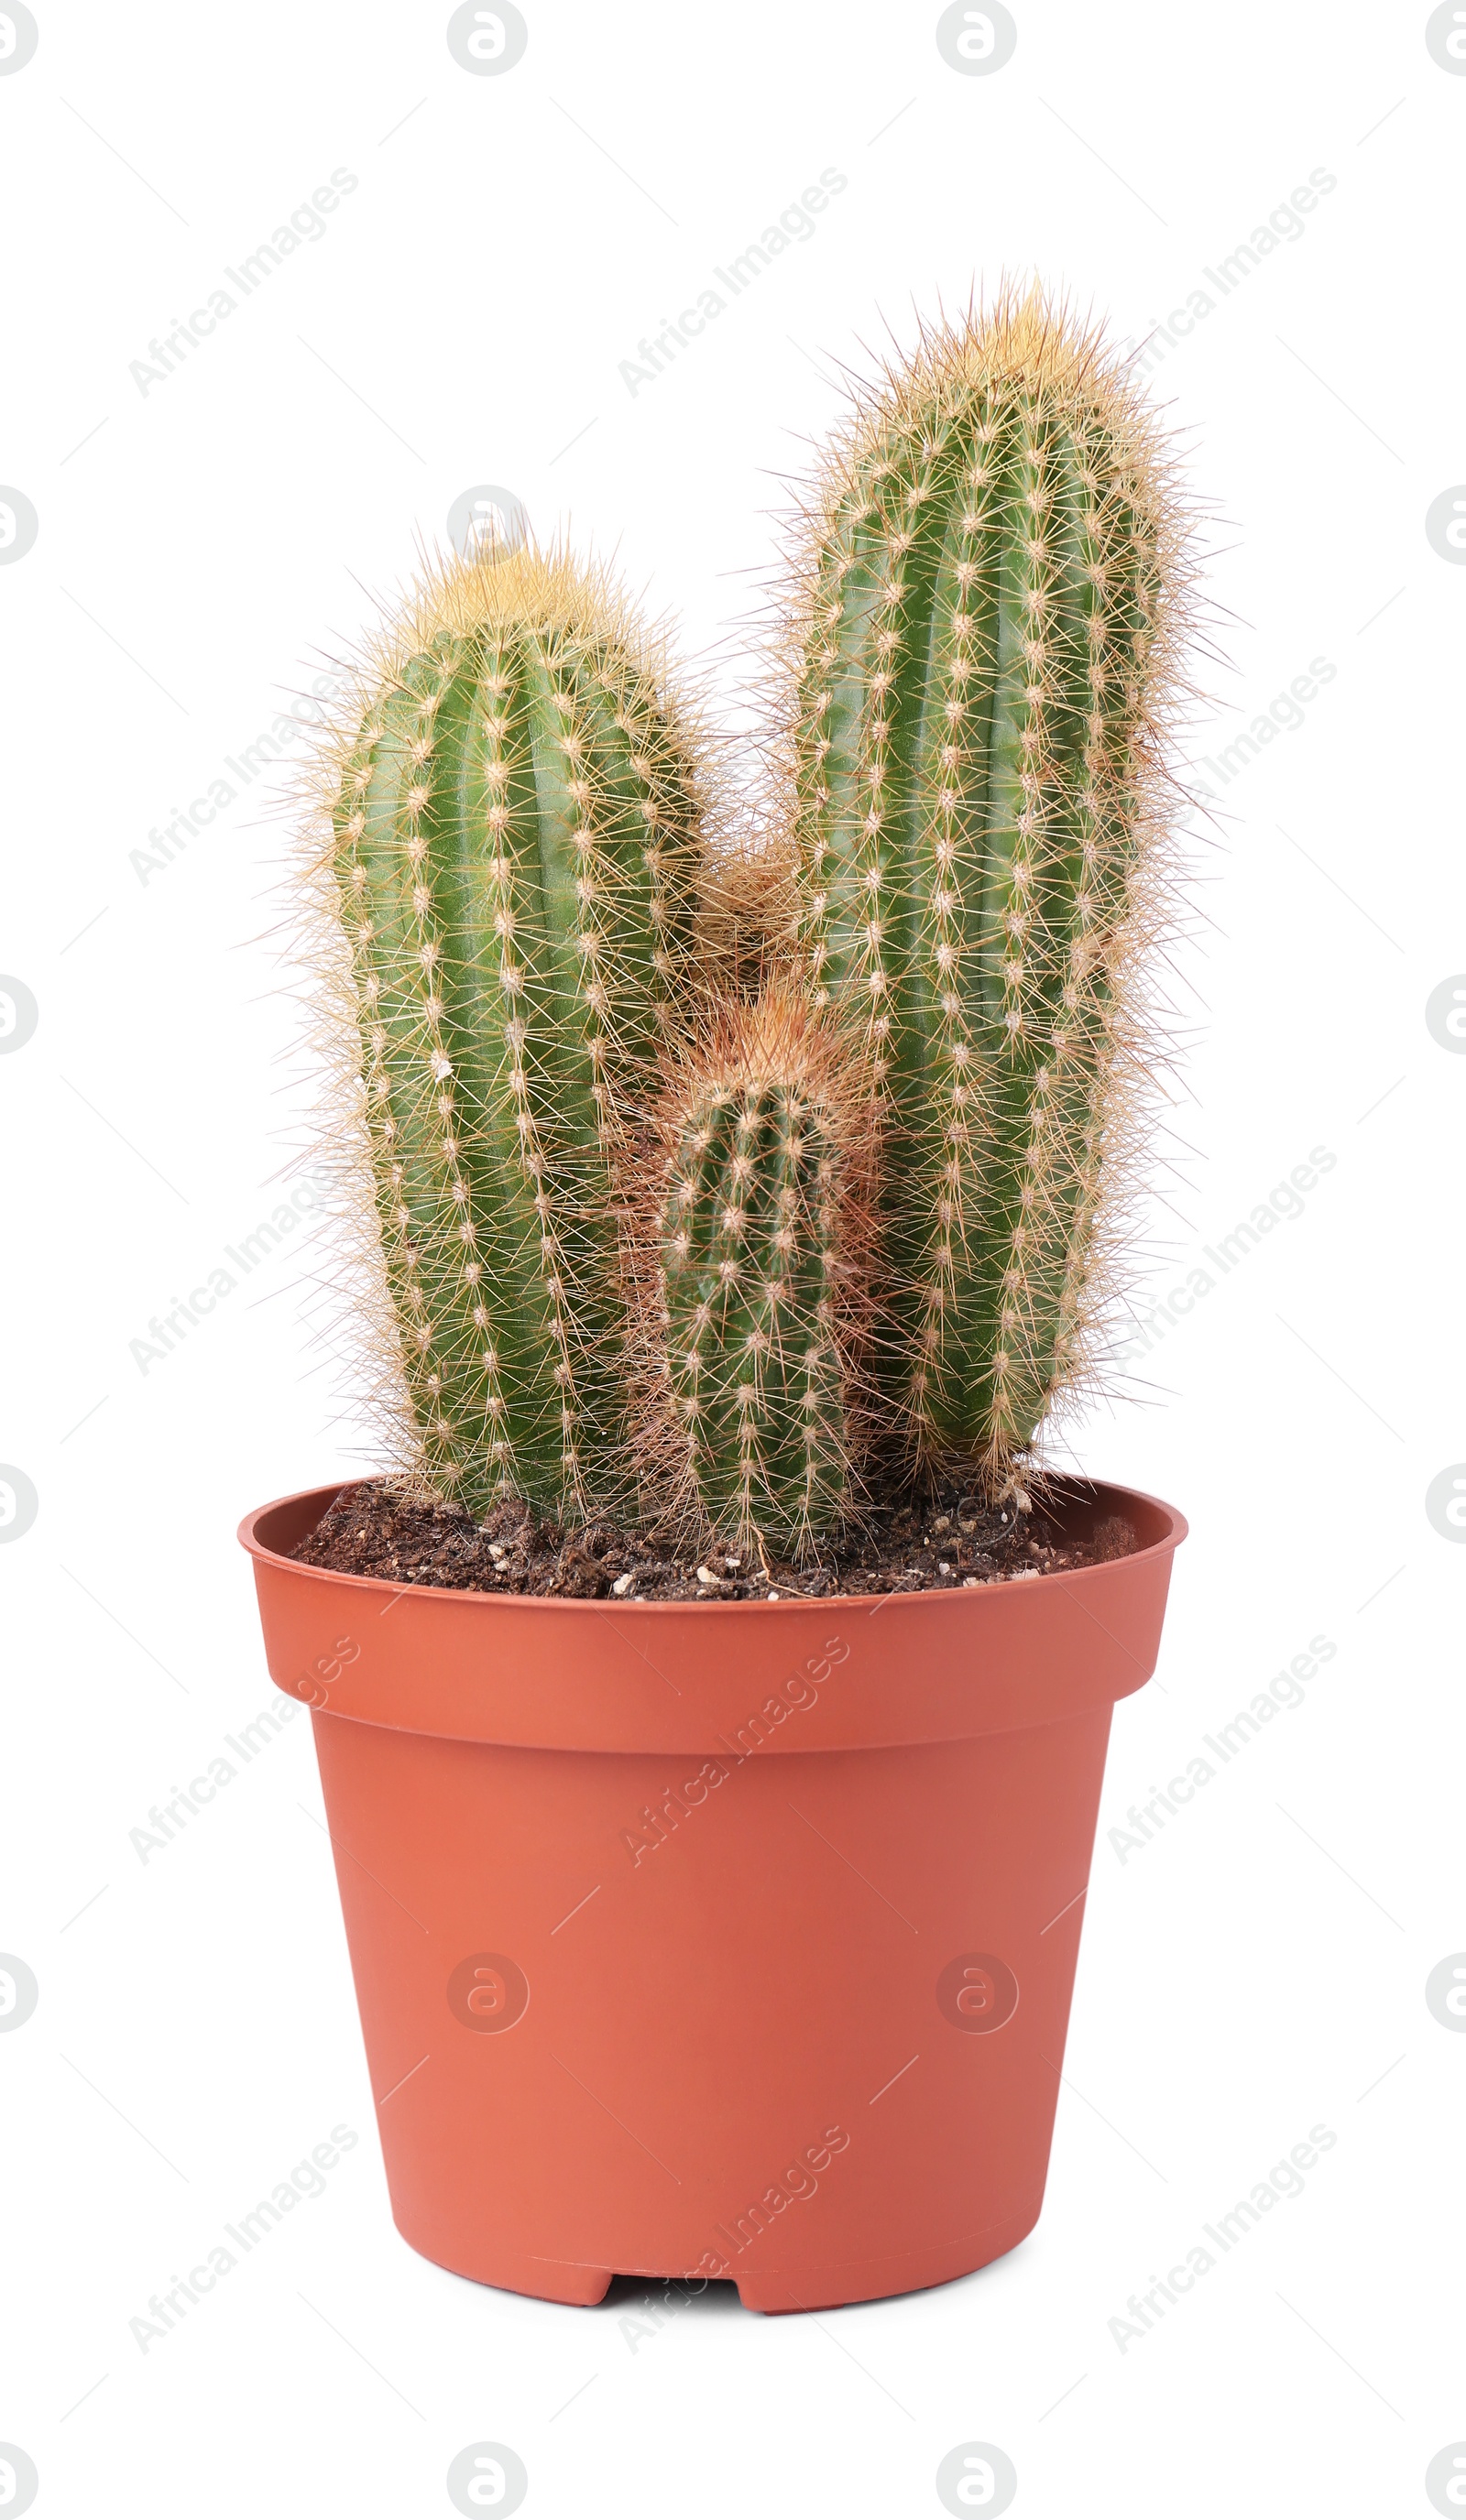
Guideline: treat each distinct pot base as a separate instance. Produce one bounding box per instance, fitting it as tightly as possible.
[395,2198,1042,2314]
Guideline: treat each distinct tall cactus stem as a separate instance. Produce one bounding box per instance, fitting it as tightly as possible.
[308,539,712,1522]
[781,284,1191,1492]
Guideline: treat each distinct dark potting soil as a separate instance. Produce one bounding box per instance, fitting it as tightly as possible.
[287,1478,1139,1603]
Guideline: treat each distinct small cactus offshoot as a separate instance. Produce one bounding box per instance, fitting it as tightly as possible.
[634,988,875,1558]
[301,286,1192,1559]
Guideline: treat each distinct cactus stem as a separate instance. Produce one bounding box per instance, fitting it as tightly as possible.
[775,280,1198,1494]
[629,987,878,1558]
[290,535,717,1522]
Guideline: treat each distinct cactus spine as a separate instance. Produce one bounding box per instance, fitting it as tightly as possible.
[330,542,707,1522]
[640,991,873,1555]
[785,289,1179,1489]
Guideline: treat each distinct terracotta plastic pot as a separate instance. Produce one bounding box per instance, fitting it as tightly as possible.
[240,1478,1184,2313]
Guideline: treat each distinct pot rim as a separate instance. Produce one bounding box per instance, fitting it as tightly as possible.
[237,1474,1187,1616]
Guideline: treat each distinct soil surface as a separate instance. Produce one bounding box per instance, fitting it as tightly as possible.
[287,1478,1139,1602]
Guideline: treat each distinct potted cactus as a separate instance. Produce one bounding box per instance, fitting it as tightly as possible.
[242,289,1190,2312]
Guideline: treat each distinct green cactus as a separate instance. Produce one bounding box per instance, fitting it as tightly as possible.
[637,989,874,1557]
[782,288,1182,1492]
[300,285,1186,1564]
[325,540,709,1522]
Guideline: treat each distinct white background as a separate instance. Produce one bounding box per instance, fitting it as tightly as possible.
[2,2,1463,2514]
